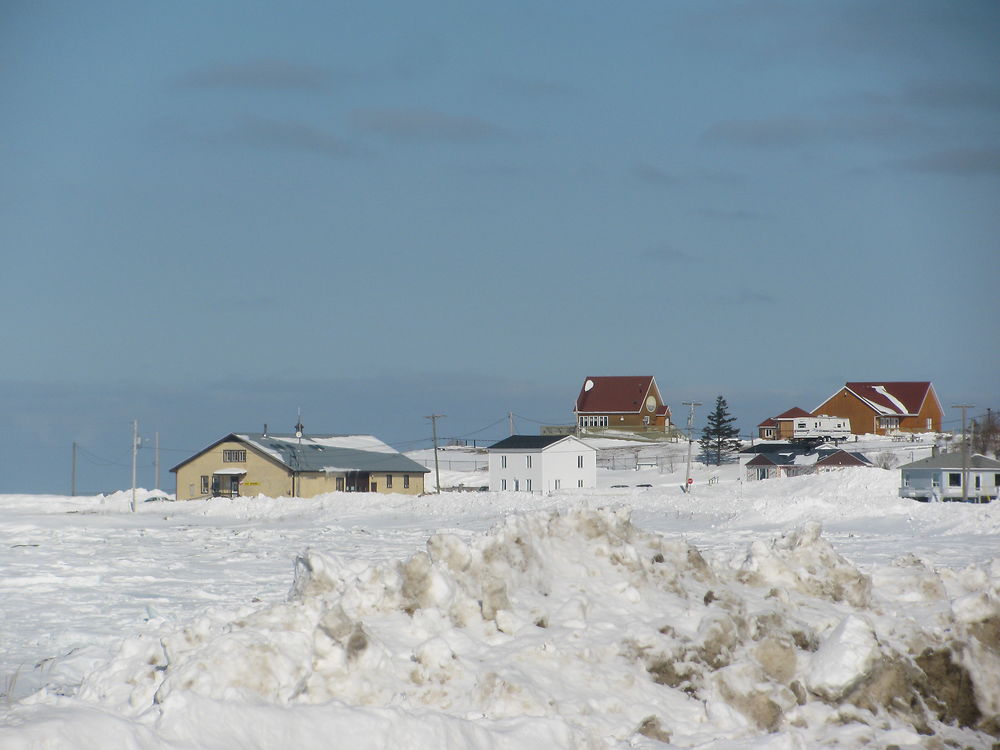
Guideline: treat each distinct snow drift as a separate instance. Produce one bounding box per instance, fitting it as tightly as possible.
[3,506,999,748]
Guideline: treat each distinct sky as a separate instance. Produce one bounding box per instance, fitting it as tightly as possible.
[2,1,998,493]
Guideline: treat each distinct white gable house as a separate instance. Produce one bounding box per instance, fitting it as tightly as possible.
[487,435,597,493]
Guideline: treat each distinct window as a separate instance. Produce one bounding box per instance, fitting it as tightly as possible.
[878,417,900,430]
[223,449,247,463]
[386,474,393,489]
[526,479,532,492]
[200,475,209,494]
[902,472,910,487]
[554,479,561,490]
[975,475,981,490]
[336,477,344,491]
[948,473,962,488]
[578,415,609,428]
[526,455,532,468]
[501,455,507,469]
[932,474,940,487]
[403,475,410,489]
[577,455,584,468]
[995,474,1000,488]
[927,418,933,430]
[578,479,584,488]
[502,479,507,490]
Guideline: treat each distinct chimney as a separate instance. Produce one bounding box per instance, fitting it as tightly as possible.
[263,423,268,437]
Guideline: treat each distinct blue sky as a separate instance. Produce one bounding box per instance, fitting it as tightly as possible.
[2,1,998,493]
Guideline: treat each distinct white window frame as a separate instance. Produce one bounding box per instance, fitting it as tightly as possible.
[223,449,247,463]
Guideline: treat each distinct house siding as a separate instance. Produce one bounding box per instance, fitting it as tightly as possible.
[174,437,427,500]
[815,385,942,436]
[489,437,596,492]
[175,439,292,500]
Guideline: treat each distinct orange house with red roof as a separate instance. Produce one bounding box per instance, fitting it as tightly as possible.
[574,376,672,434]
[757,407,812,440]
[813,382,943,436]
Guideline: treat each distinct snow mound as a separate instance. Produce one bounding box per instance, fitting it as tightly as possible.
[9,507,1000,748]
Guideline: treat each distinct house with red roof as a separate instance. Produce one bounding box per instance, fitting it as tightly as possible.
[757,407,813,440]
[813,382,943,436]
[574,376,672,434]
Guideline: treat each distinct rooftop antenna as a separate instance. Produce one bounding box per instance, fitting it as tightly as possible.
[294,408,304,444]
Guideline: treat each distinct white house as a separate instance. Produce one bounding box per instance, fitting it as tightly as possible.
[899,452,1000,503]
[487,435,597,493]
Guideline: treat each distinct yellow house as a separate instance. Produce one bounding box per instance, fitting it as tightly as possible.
[171,432,429,500]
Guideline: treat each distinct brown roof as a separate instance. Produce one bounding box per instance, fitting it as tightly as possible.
[757,407,810,428]
[575,376,659,414]
[838,382,934,416]
[815,450,872,468]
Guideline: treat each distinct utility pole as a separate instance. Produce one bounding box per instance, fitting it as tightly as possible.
[71,442,77,497]
[154,432,160,491]
[952,404,974,501]
[130,420,139,512]
[508,411,515,436]
[682,401,702,493]
[425,414,445,493]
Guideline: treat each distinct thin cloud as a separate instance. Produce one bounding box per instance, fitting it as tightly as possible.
[175,60,339,92]
[350,108,509,143]
[640,245,697,264]
[702,113,926,149]
[632,162,743,188]
[733,290,776,305]
[902,81,1000,113]
[691,208,766,223]
[889,148,1000,177]
[232,116,354,157]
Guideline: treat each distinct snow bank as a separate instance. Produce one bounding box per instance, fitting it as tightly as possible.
[4,506,997,748]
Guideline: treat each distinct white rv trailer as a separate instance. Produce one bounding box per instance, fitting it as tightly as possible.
[792,415,851,442]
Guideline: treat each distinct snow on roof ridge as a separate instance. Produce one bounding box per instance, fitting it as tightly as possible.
[872,385,909,415]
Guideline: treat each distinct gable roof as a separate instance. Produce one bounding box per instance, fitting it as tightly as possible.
[815,450,873,468]
[488,435,591,452]
[171,433,429,474]
[575,376,660,414]
[824,382,935,416]
[899,452,1000,471]
[758,407,811,427]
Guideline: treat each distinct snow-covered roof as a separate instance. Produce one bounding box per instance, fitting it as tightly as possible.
[899,452,1000,471]
[487,435,594,452]
[823,382,935,417]
[172,433,428,475]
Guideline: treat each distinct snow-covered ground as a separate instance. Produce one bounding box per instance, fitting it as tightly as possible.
[1,437,998,748]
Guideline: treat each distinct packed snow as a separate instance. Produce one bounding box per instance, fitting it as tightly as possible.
[1,439,998,748]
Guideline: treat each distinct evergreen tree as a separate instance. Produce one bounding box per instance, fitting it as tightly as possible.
[699,395,741,466]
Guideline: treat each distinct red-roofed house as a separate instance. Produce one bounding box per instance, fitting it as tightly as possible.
[574,376,672,434]
[757,407,813,440]
[813,382,943,436]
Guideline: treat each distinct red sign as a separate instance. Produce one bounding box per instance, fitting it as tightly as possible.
[687,477,693,485]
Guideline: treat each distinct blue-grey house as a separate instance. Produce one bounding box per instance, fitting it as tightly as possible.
[899,452,1000,503]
